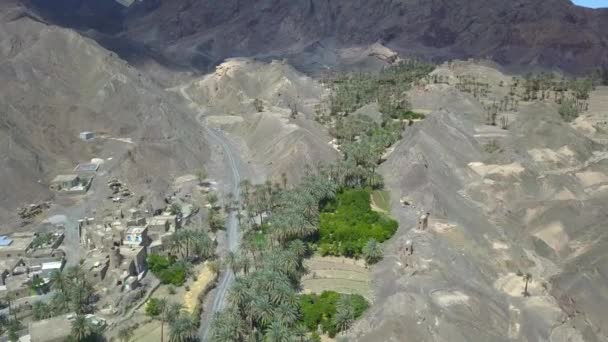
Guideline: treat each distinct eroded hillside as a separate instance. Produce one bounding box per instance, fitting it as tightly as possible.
[26,0,608,73]
[349,62,608,342]
[0,3,210,221]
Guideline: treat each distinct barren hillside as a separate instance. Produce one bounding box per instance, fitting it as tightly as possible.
[349,63,608,342]
[174,58,337,185]
[0,2,209,220]
[26,0,608,73]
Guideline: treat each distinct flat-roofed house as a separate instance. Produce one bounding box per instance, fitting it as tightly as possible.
[49,174,80,191]
[123,227,148,247]
[0,234,34,259]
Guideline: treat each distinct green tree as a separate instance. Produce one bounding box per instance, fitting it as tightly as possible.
[362,239,383,265]
[334,295,355,332]
[145,298,164,317]
[558,98,579,122]
[265,321,290,342]
[70,315,92,342]
[523,273,533,297]
[32,301,52,321]
[7,319,23,342]
[168,312,198,342]
[50,270,67,294]
[253,98,264,112]
[170,203,182,216]
[196,169,207,186]
[118,327,134,342]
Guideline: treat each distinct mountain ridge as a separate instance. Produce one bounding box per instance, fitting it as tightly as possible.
[24,0,608,73]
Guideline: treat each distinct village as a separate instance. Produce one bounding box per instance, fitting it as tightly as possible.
[0,131,220,342]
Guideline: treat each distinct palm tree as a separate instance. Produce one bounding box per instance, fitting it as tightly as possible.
[239,255,251,276]
[523,273,532,297]
[118,327,134,342]
[225,252,241,275]
[252,295,274,328]
[362,239,383,265]
[168,313,198,342]
[227,278,251,309]
[334,295,355,332]
[196,169,207,186]
[50,270,67,294]
[264,321,290,342]
[50,290,70,315]
[288,240,307,259]
[273,302,298,325]
[32,301,52,320]
[165,302,184,324]
[192,230,214,260]
[292,325,309,342]
[154,298,168,342]
[70,315,91,341]
[67,271,93,315]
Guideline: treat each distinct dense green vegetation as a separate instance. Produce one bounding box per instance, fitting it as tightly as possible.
[318,62,435,190]
[146,298,199,342]
[209,61,436,340]
[299,291,369,337]
[29,266,102,341]
[148,228,215,286]
[324,60,434,120]
[319,189,398,258]
[148,254,190,286]
[210,172,338,341]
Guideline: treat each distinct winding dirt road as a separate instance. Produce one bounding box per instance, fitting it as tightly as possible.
[173,85,245,341]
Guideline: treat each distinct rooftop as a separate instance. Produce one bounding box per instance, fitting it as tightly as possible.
[74,163,99,173]
[0,258,23,272]
[148,216,172,225]
[126,227,146,234]
[1,273,30,291]
[0,233,35,252]
[51,174,79,183]
[121,245,145,257]
[0,236,12,246]
[41,261,63,271]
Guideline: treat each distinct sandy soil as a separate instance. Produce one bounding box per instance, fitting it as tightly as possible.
[302,256,372,301]
[183,262,216,313]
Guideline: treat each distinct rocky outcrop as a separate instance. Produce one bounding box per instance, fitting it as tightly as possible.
[27,0,608,73]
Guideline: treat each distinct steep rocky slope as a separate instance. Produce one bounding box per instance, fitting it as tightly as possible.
[174,58,337,185]
[349,63,608,342]
[0,2,209,220]
[29,0,608,73]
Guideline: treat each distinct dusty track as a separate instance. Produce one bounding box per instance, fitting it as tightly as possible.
[174,85,245,341]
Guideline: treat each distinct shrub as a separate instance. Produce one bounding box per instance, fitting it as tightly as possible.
[148,254,172,274]
[299,291,369,337]
[484,140,501,154]
[318,189,398,258]
[148,255,189,286]
[558,98,579,122]
[362,239,383,265]
[145,298,163,317]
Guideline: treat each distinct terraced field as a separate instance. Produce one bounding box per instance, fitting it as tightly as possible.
[302,256,372,301]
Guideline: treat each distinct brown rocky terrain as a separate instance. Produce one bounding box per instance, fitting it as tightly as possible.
[24,0,608,74]
[1,1,608,341]
[0,1,210,221]
[348,62,608,342]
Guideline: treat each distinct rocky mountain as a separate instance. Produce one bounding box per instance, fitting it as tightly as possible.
[0,1,210,221]
[26,0,608,73]
[349,62,608,342]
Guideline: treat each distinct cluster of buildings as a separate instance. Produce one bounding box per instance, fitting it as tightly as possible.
[49,161,101,195]
[0,229,65,304]
[77,206,181,294]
